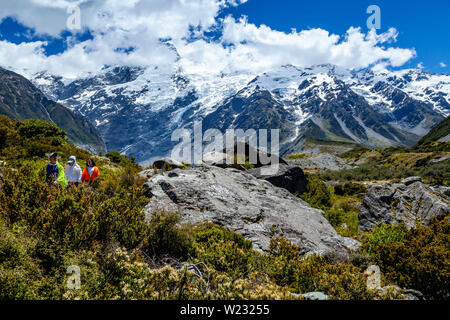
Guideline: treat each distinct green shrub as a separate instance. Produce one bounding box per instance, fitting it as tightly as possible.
[421,159,450,186]
[18,119,66,141]
[319,161,419,182]
[325,206,346,228]
[145,212,193,260]
[266,237,302,287]
[190,223,254,277]
[265,238,377,299]
[0,116,93,164]
[293,255,376,300]
[105,150,137,167]
[0,219,45,299]
[299,174,332,209]
[363,224,406,260]
[362,216,449,300]
[334,182,367,197]
[0,160,149,250]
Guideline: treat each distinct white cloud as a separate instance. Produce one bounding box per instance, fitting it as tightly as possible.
[0,0,241,37]
[0,0,417,79]
[179,17,416,75]
[417,62,424,69]
[440,62,447,68]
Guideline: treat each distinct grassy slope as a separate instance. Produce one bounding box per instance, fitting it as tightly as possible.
[417,115,450,145]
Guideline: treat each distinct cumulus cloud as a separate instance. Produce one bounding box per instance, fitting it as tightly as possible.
[0,0,417,79]
[440,62,447,68]
[0,0,237,37]
[214,17,415,74]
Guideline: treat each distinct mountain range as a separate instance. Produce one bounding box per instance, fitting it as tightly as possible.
[0,67,106,154]
[20,61,450,165]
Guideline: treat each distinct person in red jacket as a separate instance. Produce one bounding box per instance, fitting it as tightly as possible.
[81,158,100,184]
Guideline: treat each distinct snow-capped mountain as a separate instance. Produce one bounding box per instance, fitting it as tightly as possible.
[31,63,450,165]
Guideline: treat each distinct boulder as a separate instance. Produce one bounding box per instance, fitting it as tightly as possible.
[401,289,425,300]
[152,157,184,170]
[401,176,422,186]
[247,164,307,195]
[358,177,449,231]
[429,154,450,164]
[202,151,238,169]
[138,168,156,180]
[364,265,426,300]
[364,265,381,290]
[203,142,288,169]
[301,292,329,300]
[143,165,360,254]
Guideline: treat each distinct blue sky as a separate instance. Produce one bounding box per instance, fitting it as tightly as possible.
[0,0,448,78]
[220,0,450,73]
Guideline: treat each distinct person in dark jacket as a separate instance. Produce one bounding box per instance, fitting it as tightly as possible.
[45,152,68,187]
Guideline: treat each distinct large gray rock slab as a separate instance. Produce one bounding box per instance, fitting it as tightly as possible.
[143,165,359,255]
[358,178,450,231]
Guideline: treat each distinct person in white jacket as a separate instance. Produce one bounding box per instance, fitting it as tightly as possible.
[65,156,82,187]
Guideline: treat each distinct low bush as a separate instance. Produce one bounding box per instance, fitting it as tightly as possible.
[190,223,255,278]
[299,174,333,209]
[362,224,405,260]
[265,238,377,299]
[145,212,193,260]
[362,216,449,300]
[297,175,361,237]
[105,150,137,167]
[334,182,367,197]
[318,161,420,182]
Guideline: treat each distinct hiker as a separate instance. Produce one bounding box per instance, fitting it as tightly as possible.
[81,158,99,184]
[65,156,82,187]
[45,152,68,188]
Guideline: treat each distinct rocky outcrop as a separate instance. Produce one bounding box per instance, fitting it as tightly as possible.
[202,142,288,169]
[286,153,353,171]
[358,177,449,231]
[202,143,306,194]
[247,164,307,195]
[143,165,359,254]
[152,157,184,170]
[291,291,328,300]
[301,292,329,300]
[401,289,425,300]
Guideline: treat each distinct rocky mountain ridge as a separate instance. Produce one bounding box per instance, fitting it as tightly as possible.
[30,63,450,164]
[0,67,106,154]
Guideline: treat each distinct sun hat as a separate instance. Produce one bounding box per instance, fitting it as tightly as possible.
[68,156,76,164]
[48,152,58,159]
